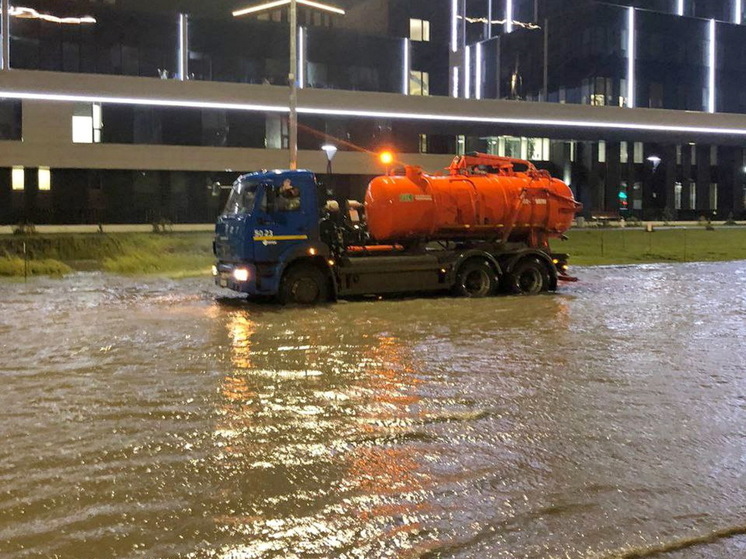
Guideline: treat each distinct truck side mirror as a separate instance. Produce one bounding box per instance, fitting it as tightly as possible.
[265,185,277,213]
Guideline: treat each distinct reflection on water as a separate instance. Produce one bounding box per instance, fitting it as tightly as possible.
[212,311,433,558]
[0,262,745,559]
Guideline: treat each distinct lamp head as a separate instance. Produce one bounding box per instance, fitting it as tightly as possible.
[322,144,338,161]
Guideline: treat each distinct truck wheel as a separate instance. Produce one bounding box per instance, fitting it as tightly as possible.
[453,260,496,298]
[279,264,329,305]
[508,258,549,295]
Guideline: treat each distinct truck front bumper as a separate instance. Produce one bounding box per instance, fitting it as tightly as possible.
[213,262,259,294]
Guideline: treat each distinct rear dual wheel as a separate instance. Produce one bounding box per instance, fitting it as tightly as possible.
[507,258,550,295]
[453,260,497,298]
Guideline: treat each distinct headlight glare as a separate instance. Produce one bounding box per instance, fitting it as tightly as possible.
[233,268,250,282]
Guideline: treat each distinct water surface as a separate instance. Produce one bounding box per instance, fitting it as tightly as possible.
[1,262,745,558]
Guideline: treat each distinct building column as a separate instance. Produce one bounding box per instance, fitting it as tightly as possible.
[178,13,189,81]
[733,148,746,216]
[720,145,743,215]
[605,141,621,213]
[588,141,604,212]
[487,0,493,39]
[1,0,10,70]
[662,144,677,216]
[681,144,693,211]
[0,167,11,223]
[695,145,710,213]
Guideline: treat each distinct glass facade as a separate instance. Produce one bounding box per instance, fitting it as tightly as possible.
[10,1,178,77]
[454,1,746,118]
[5,1,405,92]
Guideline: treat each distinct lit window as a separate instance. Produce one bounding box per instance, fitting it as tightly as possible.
[72,103,102,143]
[689,181,696,208]
[528,138,550,161]
[11,166,24,191]
[409,70,429,96]
[619,78,627,106]
[620,142,628,164]
[710,145,718,165]
[710,183,718,210]
[633,142,644,164]
[410,19,430,42]
[72,115,93,143]
[504,136,521,158]
[598,140,607,163]
[93,103,102,142]
[38,167,51,191]
[418,134,427,153]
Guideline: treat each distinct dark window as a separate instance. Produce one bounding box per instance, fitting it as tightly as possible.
[0,100,21,140]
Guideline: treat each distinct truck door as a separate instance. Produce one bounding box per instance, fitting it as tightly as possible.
[251,181,310,263]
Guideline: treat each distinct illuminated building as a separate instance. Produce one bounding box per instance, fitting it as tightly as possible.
[0,0,745,222]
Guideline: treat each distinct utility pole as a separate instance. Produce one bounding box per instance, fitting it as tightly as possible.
[289,0,298,170]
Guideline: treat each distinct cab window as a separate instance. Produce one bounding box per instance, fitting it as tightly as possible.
[275,179,302,212]
[223,180,259,215]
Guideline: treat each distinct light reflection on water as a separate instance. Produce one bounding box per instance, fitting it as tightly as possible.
[0,262,745,558]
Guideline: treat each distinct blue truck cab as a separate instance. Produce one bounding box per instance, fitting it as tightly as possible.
[213,169,334,302]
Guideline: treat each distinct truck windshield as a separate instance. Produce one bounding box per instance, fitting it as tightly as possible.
[223,180,259,216]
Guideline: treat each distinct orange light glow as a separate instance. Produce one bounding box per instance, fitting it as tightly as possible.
[379,151,394,165]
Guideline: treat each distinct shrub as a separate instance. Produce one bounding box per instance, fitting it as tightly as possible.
[12,223,36,236]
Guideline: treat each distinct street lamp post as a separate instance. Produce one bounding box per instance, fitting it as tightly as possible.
[289,0,298,169]
[233,0,345,170]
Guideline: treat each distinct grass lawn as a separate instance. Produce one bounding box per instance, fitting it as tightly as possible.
[1,227,745,277]
[558,227,746,266]
[0,233,214,277]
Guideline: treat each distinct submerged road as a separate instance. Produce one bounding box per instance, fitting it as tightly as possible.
[1,262,745,558]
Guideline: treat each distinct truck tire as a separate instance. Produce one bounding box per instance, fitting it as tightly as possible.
[453,260,497,298]
[507,258,549,295]
[279,264,329,305]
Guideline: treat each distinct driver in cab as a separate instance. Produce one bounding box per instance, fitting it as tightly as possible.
[277,178,301,211]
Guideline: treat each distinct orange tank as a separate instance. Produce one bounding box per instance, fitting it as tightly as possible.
[364,153,581,246]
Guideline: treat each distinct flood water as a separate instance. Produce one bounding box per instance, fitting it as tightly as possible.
[1,262,745,559]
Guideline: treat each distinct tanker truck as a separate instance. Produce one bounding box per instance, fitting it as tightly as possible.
[213,152,582,304]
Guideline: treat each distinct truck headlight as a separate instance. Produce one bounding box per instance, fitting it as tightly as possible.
[233,268,250,282]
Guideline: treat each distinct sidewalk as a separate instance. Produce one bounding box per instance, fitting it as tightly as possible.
[0,224,215,235]
[576,220,742,229]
